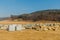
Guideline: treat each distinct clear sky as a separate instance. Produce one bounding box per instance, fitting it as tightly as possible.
[0,0,60,17]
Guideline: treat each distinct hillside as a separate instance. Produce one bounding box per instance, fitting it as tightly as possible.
[17,9,60,21]
[1,9,60,22]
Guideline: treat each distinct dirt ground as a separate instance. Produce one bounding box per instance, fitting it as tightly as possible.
[0,20,59,24]
[0,29,60,40]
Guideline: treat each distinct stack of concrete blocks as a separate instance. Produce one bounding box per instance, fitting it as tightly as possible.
[0,23,59,31]
[8,24,25,31]
[16,24,25,31]
[8,24,16,31]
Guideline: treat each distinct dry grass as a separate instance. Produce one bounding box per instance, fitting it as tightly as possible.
[0,20,59,24]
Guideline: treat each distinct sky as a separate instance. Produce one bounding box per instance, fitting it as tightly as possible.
[0,0,60,17]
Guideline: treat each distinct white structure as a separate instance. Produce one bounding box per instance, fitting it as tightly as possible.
[8,24,25,31]
[16,24,25,31]
[8,24,17,31]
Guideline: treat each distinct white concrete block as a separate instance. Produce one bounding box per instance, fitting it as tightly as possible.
[8,24,17,31]
[16,24,25,31]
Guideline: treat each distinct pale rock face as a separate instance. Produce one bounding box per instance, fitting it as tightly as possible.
[16,24,25,31]
[8,24,25,31]
[8,24,17,31]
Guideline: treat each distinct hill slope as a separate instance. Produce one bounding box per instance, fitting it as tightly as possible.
[2,9,60,22]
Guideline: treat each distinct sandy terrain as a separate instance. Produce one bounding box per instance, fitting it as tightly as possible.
[0,29,60,40]
[0,20,59,24]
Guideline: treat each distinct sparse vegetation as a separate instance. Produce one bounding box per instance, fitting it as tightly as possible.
[9,9,60,22]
